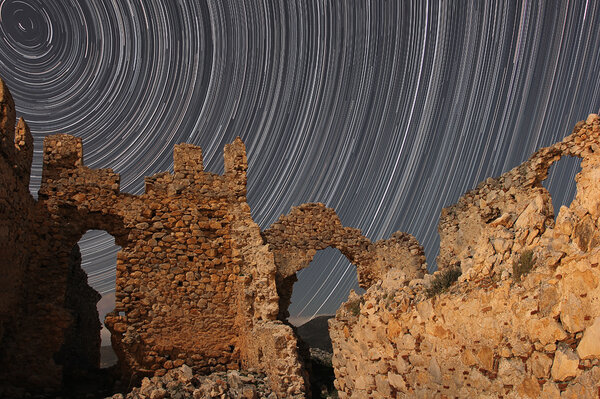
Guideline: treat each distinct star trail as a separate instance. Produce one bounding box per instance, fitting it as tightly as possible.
[1,1,600,323]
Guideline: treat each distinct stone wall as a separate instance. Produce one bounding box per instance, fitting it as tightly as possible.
[436,115,600,280]
[36,132,300,390]
[0,76,305,397]
[329,115,600,398]
[0,79,95,391]
[8,72,599,398]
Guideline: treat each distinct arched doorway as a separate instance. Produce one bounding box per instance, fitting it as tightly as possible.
[288,247,362,327]
[286,247,363,398]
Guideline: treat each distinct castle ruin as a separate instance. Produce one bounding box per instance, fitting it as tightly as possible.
[0,77,425,397]
[2,75,600,398]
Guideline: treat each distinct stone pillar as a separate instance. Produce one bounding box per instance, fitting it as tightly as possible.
[14,118,33,186]
[224,137,247,196]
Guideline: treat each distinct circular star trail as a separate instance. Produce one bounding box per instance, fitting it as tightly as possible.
[1,1,600,323]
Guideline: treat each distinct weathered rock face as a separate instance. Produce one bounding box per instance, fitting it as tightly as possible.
[437,115,600,280]
[330,115,600,398]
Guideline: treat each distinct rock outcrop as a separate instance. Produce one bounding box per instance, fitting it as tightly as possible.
[329,114,600,398]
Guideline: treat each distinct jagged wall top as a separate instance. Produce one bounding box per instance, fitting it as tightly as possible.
[39,133,248,201]
[437,113,600,279]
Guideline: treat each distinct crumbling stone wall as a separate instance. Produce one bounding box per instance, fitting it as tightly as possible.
[263,203,427,319]
[38,133,282,381]
[0,76,307,397]
[329,115,600,398]
[436,115,600,281]
[0,80,34,339]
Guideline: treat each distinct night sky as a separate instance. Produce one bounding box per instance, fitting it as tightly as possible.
[1,1,600,326]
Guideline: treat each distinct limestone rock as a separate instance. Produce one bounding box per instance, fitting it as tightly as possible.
[551,347,580,381]
[577,317,600,359]
[330,115,600,399]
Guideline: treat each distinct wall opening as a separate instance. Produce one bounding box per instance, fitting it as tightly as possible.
[542,156,582,219]
[288,247,362,327]
[78,230,120,369]
[287,247,361,398]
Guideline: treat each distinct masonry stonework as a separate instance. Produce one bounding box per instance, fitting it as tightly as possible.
[0,77,306,397]
[263,203,427,320]
[2,76,425,398]
[329,114,600,398]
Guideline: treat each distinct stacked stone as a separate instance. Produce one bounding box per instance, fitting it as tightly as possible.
[329,116,600,398]
[34,139,254,378]
[437,115,600,282]
[174,143,204,177]
[0,75,306,398]
[331,253,600,398]
[243,321,308,398]
[108,365,280,399]
[14,118,33,184]
[30,126,305,396]
[0,78,56,391]
[373,231,428,289]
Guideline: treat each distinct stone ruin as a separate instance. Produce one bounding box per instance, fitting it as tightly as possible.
[0,77,425,397]
[262,203,427,321]
[2,74,600,398]
[329,114,600,398]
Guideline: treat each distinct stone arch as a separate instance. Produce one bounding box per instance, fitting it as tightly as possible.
[37,208,130,383]
[288,247,361,320]
[262,203,427,320]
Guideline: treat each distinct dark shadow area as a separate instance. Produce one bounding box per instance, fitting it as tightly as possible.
[286,247,362,398]
[56,230,122,398]
[78,230,120,368]
[542,155,581,219]
[296,316,337,398]
[296,315,334,353]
